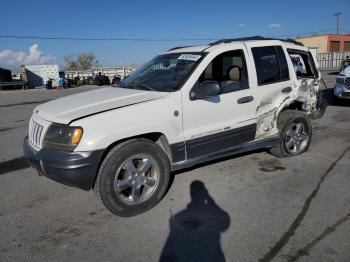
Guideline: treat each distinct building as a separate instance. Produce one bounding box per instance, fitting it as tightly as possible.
[23,64,59,88]
[297,34,350,53]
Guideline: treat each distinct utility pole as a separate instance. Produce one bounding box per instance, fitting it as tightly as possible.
[334,12,341,35]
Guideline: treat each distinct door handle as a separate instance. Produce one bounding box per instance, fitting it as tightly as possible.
[281,87,292,93]
[237,96,254,104]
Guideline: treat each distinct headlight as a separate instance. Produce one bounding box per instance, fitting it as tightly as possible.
[43,123,83,151]
[336,78,344,85]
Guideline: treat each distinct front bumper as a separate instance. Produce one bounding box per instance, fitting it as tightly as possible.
[23,137,104,190]
[334,84,350,99]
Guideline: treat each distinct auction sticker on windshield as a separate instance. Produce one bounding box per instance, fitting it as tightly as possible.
[177,54,202,61]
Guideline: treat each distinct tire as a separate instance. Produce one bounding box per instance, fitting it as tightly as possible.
[94,138,171,216]
[269,110,312,158]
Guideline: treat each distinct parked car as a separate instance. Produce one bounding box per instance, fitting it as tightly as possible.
[339,57,350,72]
[334,65,350,99]
[23,37,325,216]
[290,56,304,76]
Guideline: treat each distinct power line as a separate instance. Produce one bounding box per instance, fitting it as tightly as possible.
[269,28,336,38]
[0,28,339,42]
[0,35,216,42]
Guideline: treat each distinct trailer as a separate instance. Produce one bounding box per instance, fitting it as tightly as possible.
[0,67,27,90]
[24,64,59,89]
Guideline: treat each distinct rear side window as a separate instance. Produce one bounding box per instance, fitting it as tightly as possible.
[287,49,318,79]
[252,46,289,85]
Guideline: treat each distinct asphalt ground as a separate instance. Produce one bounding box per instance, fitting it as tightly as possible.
[0,73,349,262]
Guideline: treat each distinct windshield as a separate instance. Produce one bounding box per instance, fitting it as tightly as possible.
[120,53,204,92]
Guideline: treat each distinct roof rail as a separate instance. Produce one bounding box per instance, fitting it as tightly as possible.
[209,36,304,46]
[167,46,193,51]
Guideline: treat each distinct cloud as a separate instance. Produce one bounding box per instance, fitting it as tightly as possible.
[235,24,246,28]
[268,23,283,28]
[0,44,55,71]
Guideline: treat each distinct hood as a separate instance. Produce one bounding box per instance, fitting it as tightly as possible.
[340,65,350,76]
[34,87,168,124]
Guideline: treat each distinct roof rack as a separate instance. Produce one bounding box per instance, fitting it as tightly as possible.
[209,36,304,46]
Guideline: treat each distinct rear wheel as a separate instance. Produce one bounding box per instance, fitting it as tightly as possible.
[95,138,171,216]
[269,110,312,157]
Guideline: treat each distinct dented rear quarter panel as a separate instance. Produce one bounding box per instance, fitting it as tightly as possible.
[243,42,321,139]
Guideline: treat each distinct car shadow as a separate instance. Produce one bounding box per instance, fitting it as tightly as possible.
[321,88,350,108]
[327,71,340,76]
[159,180,230,262]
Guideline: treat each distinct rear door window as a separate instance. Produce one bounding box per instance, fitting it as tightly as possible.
[252,46,289,86]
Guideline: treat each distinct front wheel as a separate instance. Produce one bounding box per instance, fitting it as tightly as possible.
[269,110,312,157]
[95,138,171,216]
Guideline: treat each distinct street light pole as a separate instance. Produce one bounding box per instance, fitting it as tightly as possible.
[334,12,341,35]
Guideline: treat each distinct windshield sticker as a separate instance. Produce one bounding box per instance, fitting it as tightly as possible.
[177,54,202,61]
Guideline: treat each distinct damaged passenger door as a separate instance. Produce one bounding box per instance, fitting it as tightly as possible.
[246,44,293,138]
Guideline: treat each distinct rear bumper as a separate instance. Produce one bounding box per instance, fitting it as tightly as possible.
[23,137,104,190]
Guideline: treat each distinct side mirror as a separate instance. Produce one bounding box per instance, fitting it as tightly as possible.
[190,81,221,100]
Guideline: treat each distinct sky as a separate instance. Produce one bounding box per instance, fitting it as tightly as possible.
[0,0,349,71]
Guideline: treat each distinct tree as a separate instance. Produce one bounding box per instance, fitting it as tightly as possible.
[64,52,99,71]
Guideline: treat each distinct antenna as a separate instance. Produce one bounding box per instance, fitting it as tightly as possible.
[334,12,342,35]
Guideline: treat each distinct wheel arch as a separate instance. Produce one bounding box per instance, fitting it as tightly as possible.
[92,132,173,189]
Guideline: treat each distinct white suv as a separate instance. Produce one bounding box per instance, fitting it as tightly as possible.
[24,37,325,216]
[334,65,350,99]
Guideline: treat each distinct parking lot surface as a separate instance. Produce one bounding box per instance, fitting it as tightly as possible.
[0,75,349,262]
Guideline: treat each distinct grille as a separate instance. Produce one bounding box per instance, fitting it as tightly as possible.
[29,119,44,149]
[345,77,350,88]
[342,92,350,98]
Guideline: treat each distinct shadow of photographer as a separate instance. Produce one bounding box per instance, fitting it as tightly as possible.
[160,180,230,262]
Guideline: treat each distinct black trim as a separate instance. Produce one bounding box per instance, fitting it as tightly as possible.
[186,124,256,159]
[170,141,186,162]
[287,48,319,79]
[281,87,292,93]
[171,136,279,171]
[23,137,103,190]
[170,124,257,162]
[210,36,303,46]
[237,96,254,104]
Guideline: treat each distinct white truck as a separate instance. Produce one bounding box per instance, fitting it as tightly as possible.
[24,37,325,216]
[334,65,350,99]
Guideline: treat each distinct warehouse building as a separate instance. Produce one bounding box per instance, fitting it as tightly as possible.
[297,34,350,53]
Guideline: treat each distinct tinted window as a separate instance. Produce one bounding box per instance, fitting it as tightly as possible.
[198,50,249,93]
[275,46,289,80]
[252,46,289,85]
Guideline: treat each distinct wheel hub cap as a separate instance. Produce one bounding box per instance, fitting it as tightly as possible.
[114,157,159,204]
[284,122,309,154]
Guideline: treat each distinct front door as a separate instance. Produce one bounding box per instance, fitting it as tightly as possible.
[182,47,257,159]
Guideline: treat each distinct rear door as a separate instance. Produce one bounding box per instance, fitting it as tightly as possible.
[245,43,294,137]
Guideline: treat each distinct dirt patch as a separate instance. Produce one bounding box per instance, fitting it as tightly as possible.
[258,159,286,172]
